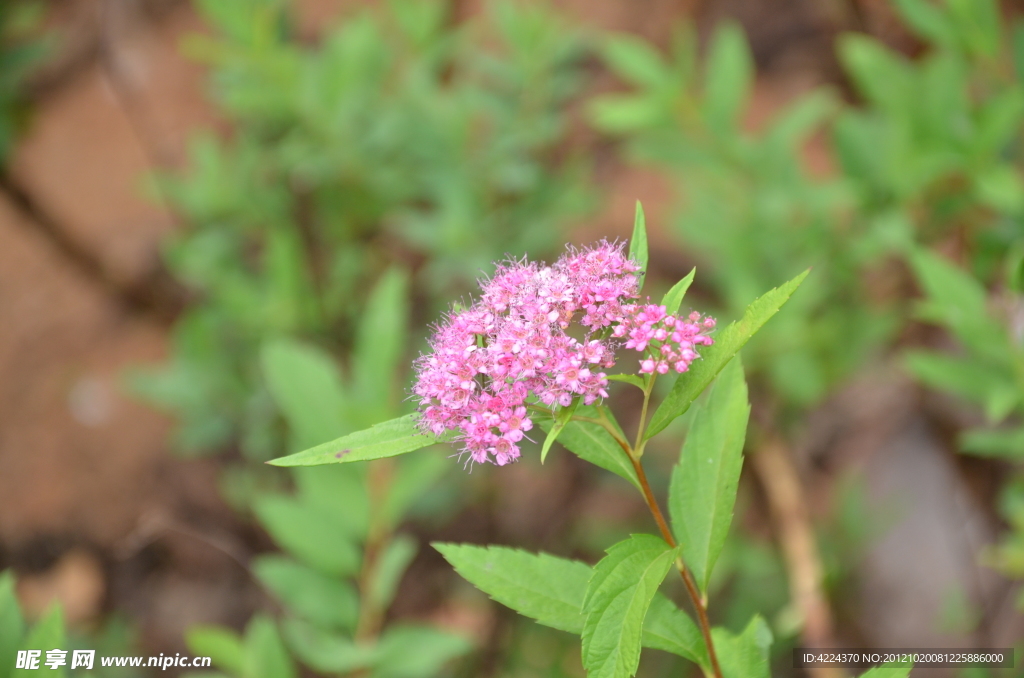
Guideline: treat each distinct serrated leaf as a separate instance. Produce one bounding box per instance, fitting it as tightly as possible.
[712,615,772,678]
[630,201,649,284]
[582,534,677,678]
[0,570,25,678]
[661,268,695,316]
[15,606,65,678]
[253,496,361,576]
[269,414,436,467]
[434,543,591,633]
[243,615,295,678]
[368,535,418,613]
[261,339,348,453]
[186,626,244,678]
[252,556,358,632]
[703,22,753,136]
[642,594,709,669]
[539,406,640,490]
[647,271,807,439]
[541,398,579,464]
[669,357,750,593]
[373,625,472,678]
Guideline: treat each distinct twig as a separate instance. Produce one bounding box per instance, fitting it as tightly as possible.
[750,434,844,678]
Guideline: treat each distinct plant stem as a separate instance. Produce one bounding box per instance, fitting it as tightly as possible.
[590,402,724,678]
[632,373,657,458]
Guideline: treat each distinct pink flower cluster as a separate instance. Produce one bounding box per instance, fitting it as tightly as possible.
[413,242,714,466]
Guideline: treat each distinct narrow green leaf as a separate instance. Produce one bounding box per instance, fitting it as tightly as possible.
[606,374,646,390]
[712,615,773,678]
[251,555,358,633]
[539,406,640,490]
[186,626,245,678]
[541,398,579,464]
[582,534,677,678]
[434,543,592,633]
[368,534,418,612]
[261,338,348,453]
[703,22,753,135]
[669,358,749,593]
[661,268,695,316]
[253,496,361,577]
[243,615,295,678]
[642,594,709,669]
[630,201,649,283]
[15,606,65,678]
[269,414,436,467]
[0,571,25,678]
[352,268,409,424]
[602,34,668,88]
[960,426,1024,459]
[647,271,807,439]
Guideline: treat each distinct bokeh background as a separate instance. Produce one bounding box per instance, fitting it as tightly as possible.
[2,0,1024,676]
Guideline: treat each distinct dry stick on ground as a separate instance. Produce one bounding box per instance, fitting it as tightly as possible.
[750,435,846,678]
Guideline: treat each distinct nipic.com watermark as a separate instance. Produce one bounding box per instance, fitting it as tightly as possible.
[15,650,213,671]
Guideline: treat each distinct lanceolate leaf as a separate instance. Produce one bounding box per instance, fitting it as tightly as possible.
[539,406,640,490]
[541,398,579,464]
[661,268,696,316]
[606,374,646,390]
[582,535,677,678]
[669,357,750,593]
[647,270,807,439]
[435,544,706,667]
[434,543,592,634]
[630,201,649,286]
[269,414,436,467]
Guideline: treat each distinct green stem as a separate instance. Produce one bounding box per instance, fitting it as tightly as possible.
[633,373,657,458]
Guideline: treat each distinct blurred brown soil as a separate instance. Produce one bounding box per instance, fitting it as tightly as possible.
[2,0,1018,662]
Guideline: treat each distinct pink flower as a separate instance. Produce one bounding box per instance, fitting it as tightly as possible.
[412,241,714,467]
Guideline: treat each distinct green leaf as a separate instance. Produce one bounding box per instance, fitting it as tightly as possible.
[669,357,750,593]
[703,22,753,135]
[857,663,913,678]
[251,556,358,632]
[0,571,25,678]
[641,594,709,669]
[243,615,295,678]
[582,535,677,678]
[292,465,369,538]
[382,453,448,526]
[905,351,1017,419]
[269,414,436,467]
[368,535,418,613]
[434,544,706,668]
[253,496,361,576]
[630,201,649,283]
[541,398,579,464]
[661,268,695,316]
[280,620,375,674]
[186,626,245,678]
[712,615,772,678]
[539,406,640,490]
[434,543,592,633]
[15,606,65,678]
[894,0,958,48]
[607,374,646,390]
[647,270,807,439]
[960,426,1024,459]
[373,625,472,678]
[261,339,347,452]
[352,268,409,424]
[602,34,668,88]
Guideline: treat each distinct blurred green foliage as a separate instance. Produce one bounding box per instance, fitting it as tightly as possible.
[0,0,47,163]
[134,0,591,457]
